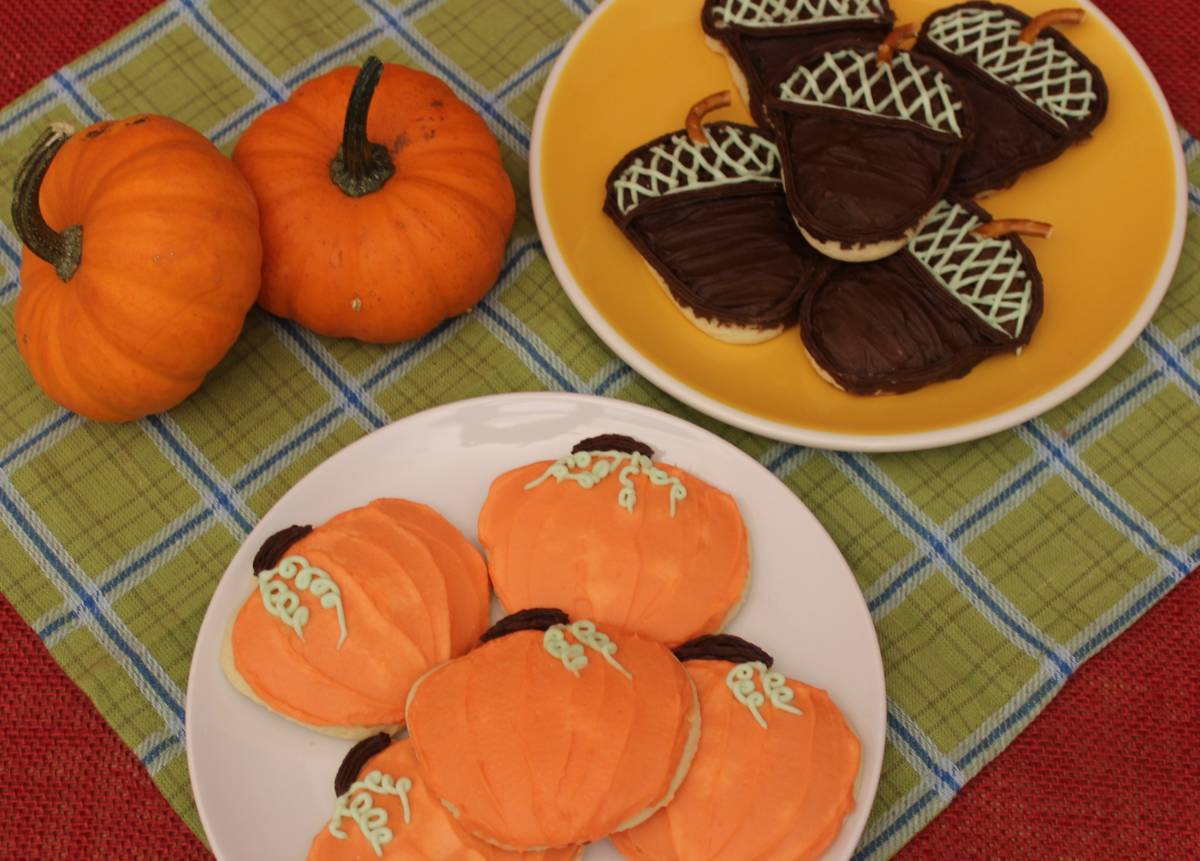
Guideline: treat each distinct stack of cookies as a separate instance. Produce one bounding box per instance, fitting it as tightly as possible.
[604,1,1107,395]
[223,434,860,859]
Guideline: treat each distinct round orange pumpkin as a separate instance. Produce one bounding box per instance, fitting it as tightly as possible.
[232,56,516,342]
[11,118,262,422]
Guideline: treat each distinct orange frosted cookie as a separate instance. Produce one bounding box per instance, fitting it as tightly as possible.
[222,498,489,738]
[477,434,750,646]
[612,635,861,861]
[306,733,582,860]
[406,608,701,850]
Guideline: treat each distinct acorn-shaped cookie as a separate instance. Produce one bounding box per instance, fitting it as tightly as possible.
[223,499,489,738]
[799,197,1049,394]
[764,27,973,262]
[406,609,701,851]
[612,635,861,861]
[306,734,582,860]
[701,0,894,125]
[604,93,829,344]
[919,3,1108,196]
[477,434,750,646]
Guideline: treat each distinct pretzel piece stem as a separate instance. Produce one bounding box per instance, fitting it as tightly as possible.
[877,22,919,64]
[1019,8,1086,43]
[685,90,732,144]
[974,219,1055,239]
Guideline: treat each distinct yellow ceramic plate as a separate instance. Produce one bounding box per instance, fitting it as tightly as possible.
[531,0,1187,450]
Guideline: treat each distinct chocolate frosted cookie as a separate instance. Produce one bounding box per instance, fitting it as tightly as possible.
[764,32,973,262]
[603,93,830,344]
[700,0,894,124]
[919,3,1108,196]
[800,198,1049,394]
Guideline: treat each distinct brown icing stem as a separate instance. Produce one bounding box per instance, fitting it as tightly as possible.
[334,732,393,796]
[673,634,774,668]
[480,608,569,643]
[685,90,732,145]
[571,434,654,458]
[877,22,918,64]
[1019,8,1085,43]
[251,524,313,576]
[974,219,1054,239]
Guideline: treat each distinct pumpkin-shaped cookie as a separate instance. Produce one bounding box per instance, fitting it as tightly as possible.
[604,93,830,344]
[477,435,750,646]
[799,198,1048,394]
[307,734,582,860]
[701,0,894,124]
[223,499,489,737]
[764,32,973,261]
[406,609,701,850]
[612,635,861,861]
[919,3,1108,195]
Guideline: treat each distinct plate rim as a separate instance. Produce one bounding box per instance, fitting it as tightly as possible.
[529,0,1189,452]
[184,391,887,861]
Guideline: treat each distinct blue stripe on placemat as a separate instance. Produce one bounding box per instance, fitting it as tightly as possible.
[37,507,216,641]
[0,232,22,267]
[143,415,255,535]
[361,0,531,150]
[495,48,561,99]
[0,412,75,470]
[271,323,388,429]
[79,10,182,79]
[0,92,54,136]
[51,71,103,123]
[0,482,186,724]
[852,789,940,861]
[175,0,285,102]
[834,451,1076,678]
[283,26,386,88]
[475,300,577,391]
[1023,423,1191,575]
[888,712,963,794]
[1141,327,1200,398]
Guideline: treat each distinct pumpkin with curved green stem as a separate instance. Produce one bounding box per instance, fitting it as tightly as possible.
[233,56,517,343]
[11,117,262,422]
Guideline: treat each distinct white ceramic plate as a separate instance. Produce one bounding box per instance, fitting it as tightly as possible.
[186,392,885,861]
[529,0,1187,452]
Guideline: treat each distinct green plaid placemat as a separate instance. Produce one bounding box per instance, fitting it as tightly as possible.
[0,2,1196,858]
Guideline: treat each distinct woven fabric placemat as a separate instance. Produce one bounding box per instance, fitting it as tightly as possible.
[0,2,1196,859]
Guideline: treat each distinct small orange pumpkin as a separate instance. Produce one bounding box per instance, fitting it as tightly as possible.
[232,57,516,343]
[11,118,262,422]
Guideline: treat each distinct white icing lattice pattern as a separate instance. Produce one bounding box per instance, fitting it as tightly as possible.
[710,0,886,28]
[612,127,781,216]
[907,200,1036,338]
[778,49,964,135]
[925,7,1099,127]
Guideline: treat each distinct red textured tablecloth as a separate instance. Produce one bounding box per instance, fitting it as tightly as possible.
[0,3,1196,860]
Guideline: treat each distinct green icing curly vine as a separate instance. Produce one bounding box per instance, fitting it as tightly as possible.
[725,661,805,728]
[524,450,688,516]
[543,619,632,679]
[258,554,348,648]
[329,769,413,857]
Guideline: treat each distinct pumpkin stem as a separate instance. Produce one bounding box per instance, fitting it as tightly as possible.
[11,125,83,282]
[330,56,396,197]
